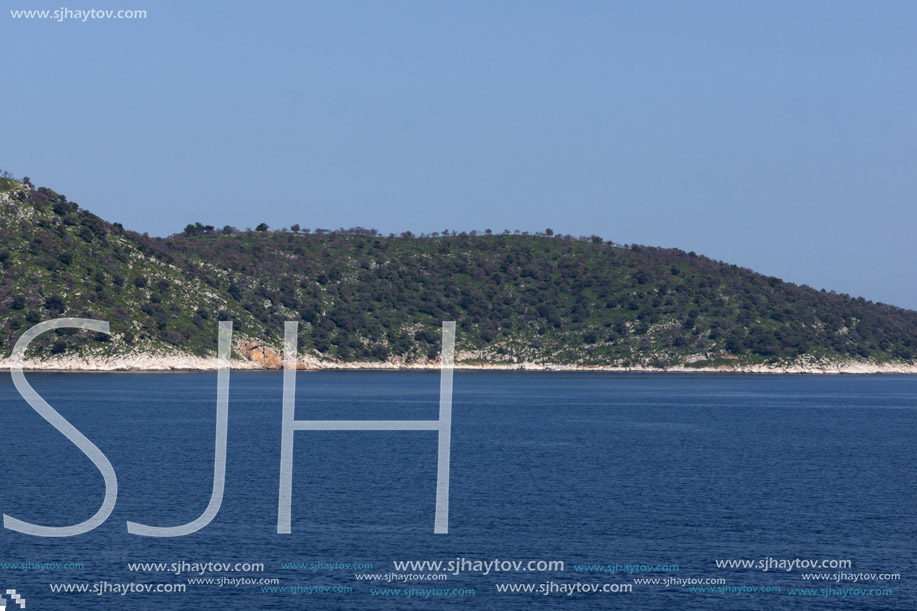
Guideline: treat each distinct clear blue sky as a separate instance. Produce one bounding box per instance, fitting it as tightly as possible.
[4,1,916,308]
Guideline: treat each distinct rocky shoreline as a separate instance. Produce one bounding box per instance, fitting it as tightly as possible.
[2,352,917,374]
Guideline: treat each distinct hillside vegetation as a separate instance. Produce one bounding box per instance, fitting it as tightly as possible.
[2,175,916,368]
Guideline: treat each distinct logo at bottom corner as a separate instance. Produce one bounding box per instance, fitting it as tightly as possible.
[0,589,26,610]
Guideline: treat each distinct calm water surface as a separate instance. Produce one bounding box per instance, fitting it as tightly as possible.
[0,372,914,609]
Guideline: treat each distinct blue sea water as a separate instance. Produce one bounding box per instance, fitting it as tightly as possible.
[0,372,915,610]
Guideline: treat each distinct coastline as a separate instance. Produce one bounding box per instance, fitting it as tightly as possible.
[2,354,917,374]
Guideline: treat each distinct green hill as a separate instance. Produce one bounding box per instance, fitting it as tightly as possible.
[2,174,916,369]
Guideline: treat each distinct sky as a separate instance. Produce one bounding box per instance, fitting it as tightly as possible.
[3,1,916,308]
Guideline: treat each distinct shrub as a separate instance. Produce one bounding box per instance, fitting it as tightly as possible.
[44,295,65,312]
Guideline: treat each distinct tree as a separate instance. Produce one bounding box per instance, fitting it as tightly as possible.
[183,221,212,236]
[545,228,554,236]
[256,223,269,232]
[290,224,300,233]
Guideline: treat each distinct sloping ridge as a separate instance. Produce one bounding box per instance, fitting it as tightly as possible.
[1,176,916,372]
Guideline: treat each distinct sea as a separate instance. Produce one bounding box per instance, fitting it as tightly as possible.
[0,372,914,610]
